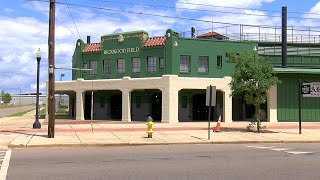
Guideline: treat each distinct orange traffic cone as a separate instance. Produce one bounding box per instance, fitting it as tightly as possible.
[214,115,222,132]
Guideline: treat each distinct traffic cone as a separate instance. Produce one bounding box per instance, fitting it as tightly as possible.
[214,115,222,132]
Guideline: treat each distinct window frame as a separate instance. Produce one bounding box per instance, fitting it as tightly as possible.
[217,55,223,67]
[198,56,209,73]
[147,56,157,73]
[103,59,111,74]
[180,55,191,73]
[132,57,141,73]
[89,61,97,75]
[159,57,165,69]
[117,58,125,74]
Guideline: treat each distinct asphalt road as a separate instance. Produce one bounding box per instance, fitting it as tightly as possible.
[6,143,320,180]
[0,106,35,118]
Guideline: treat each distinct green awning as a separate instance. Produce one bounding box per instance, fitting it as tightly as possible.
[273,68,320,74]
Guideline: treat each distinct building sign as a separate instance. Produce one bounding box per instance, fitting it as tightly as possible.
[302,82,320,97]
[104,47,139,55]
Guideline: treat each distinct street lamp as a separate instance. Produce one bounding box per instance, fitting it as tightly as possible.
[33,48,42,129]
[59,73,65,107]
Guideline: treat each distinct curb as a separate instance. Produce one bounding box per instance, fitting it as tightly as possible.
[8,140,320,149]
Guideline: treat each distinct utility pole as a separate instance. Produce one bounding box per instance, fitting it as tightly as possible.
[48,0,56,138]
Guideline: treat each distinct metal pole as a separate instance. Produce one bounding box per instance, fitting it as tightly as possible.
[208,85,212,140]
[298,79,302,134]
[91,91,94,132]
[282,6,287,68]
[33,55,41,129]
[48,0,56,138]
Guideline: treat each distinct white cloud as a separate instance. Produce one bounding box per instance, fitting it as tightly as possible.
[176,0,275,9]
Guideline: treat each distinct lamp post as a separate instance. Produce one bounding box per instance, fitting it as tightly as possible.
[59,73,65,107]
[33,48,42,129]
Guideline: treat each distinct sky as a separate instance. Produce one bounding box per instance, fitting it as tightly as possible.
[1,0,320,94]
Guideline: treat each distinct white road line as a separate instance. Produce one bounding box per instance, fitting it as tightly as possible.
[285,151,314,155]
[271,148,293,151]
[246,146,274,149]
[0,149,12,180]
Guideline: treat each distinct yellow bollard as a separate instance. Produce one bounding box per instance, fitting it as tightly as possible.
[146,116,154,138]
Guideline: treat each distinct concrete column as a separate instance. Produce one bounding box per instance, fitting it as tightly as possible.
[161,75,179,123]
[75,90,84,120]
[267,85,278,122]
[121,89,131,122]
[223,89,233,123]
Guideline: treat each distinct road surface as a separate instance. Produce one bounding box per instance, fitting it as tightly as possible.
[5,143,320,180]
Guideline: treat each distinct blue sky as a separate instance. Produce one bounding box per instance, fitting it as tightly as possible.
[1,0,320,94]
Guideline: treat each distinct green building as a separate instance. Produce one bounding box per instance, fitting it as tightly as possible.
[52,29,320,123]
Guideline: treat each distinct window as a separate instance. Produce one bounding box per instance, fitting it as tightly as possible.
[182,96,187,108]
[217,55,222,67]
[117,58,125,73]
[198,56,209,73]
[132,58,140,73]
[180,55,191,72]
[147,56,157,73]
[103,60,111,74]
[83,63,88,69]
[159,58,165,69]
[90,61,97,75]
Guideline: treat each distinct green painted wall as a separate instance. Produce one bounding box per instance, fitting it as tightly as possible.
[166,29,256,78]
[277,74,320,122]
[72,29,257,80]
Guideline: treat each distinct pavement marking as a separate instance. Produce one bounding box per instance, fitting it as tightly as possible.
[0,149,12,180]
[247,145,315,155]
[246,145,274,149]
[271,148,293,151]
[285,151,314,155]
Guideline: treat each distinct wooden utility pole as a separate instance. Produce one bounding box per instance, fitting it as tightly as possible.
[48,0,56,138]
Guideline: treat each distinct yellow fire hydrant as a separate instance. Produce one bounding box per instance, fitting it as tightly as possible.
[146,116,154,138]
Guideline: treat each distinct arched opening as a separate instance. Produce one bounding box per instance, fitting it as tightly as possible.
[131,89,162,122]
[178,89,224,122]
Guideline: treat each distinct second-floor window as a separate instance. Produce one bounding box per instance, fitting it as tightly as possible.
[147,56,157,73]
[103,59,111,74]
[132,58,140,73]
[159,58,165,69]
[90,61,97,75]
[217,55,222,67]
[117,58,125,73]
[180,55,191,72]
[198,56,209,73]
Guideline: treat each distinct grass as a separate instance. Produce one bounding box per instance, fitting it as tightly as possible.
[0,104,23,109]
[8,109,35,117]
[39,107,69,116]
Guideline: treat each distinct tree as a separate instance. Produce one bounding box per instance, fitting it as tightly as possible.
[3,93,12,104]
[229,52,280,132]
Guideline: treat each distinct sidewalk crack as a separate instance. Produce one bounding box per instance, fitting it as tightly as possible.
[70,125,82,143]
[96,124,125,142]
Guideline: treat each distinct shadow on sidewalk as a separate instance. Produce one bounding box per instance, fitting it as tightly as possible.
[0,130,47,137]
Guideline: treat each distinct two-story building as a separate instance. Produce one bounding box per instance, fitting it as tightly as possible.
[51,28,320,123]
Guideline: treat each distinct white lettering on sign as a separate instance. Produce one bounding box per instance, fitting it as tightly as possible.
[302,82,320,97]
[104,47,140,55]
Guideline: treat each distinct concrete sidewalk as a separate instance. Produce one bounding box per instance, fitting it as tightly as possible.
[1,110,320,149]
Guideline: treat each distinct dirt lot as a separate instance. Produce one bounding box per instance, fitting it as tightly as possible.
[0,105,35,118]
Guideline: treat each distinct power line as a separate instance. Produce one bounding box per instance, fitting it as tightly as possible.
[64,0,81,39]
[86,0,320,21]
[152,0,320,16]
[86,0,282,18]
[28,0,281,28]
[28,0,320,29]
